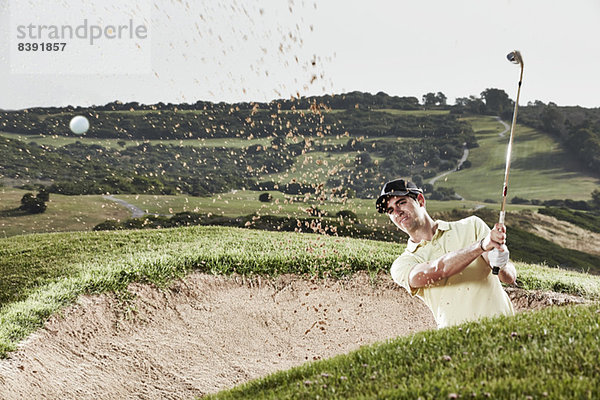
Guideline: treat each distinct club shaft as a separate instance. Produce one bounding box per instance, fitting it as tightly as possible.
[499,63,524,226]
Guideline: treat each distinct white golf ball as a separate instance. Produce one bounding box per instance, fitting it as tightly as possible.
[69,115,90,135]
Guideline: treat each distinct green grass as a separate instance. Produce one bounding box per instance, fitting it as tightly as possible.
[0,186,529,239]
[1,226,599,359]
[0,131,272,150]
[259,151,356,186]
[109,191,500,231]
[373,109,451,116]
[0,188,129,237]
[440,116,599,201]
[208,302,600,399]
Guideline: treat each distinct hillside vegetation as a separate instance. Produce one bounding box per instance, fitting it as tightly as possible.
[3,93,598,204]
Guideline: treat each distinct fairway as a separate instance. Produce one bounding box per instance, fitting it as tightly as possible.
[373,108,451,116]
[439,116,599,201]
[0,188,128,237]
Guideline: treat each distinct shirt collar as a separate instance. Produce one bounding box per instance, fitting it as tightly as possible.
[406,220,450,252]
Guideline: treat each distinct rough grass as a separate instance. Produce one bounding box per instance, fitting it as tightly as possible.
[538,207,600,233]
[1,226,599,359]
[207,303,600,399]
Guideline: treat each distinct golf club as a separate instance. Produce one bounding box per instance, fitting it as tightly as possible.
[492,50,524,275]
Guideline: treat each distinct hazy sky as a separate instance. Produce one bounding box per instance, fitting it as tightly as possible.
[1,0,599,110]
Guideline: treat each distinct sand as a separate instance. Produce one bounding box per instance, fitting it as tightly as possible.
[0,272,585,399]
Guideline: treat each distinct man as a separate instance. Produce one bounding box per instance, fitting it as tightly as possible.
[376,178,516,328]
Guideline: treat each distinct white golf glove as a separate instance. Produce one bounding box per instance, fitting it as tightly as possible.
[488,244,510,270]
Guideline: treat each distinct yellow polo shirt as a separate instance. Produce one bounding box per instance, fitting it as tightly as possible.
[390,216,514,328]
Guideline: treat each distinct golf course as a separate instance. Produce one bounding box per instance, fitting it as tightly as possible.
[1,92,600,399]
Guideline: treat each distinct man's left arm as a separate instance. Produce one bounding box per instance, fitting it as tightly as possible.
[483,255,517,284]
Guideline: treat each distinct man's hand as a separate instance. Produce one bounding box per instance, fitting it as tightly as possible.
[480,223,517,284]
[488,244,510,270]
[481,223,507,251]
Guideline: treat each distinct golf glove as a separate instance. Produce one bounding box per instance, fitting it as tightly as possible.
[488,245,510,270]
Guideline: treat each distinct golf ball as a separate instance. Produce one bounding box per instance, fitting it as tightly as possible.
[69,115,90,135]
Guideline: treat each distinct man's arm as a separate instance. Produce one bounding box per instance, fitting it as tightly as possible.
[482,251,517,285]
[408,223,511,289]
[499,261,517,284]
[408,241,485,288]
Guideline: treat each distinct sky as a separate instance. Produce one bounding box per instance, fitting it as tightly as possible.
[1,0,599,110]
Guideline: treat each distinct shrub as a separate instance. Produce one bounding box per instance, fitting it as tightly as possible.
[511,196,530,204]
[411,174,423,187]
[259,192,272,202]
[429,187,457,201]
[335,210,358,220]
[19,192,48,214]
[93,220,123,231]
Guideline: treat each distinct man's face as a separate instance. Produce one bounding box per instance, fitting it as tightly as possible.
[385,194,425,233]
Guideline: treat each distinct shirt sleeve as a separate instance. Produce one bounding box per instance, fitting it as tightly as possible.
[390,252,423,297]
[471,216,491,241]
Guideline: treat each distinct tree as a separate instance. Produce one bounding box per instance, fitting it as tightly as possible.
[411,174,424,187]
[36,188,49,202]
[422,92,447,108]
[19,191,47,214]
[259,192,272,202]
[422,92,438,108]
[335,210,358,220]
[435,92,447,106]
[354,152,372,166]
[592,189,600,209]
[480,88,512,116]
[540,104,565,135]
[454,96,486,114]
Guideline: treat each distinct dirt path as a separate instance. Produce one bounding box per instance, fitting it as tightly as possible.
[103,195,146,218]
[102,195,169,219]
[495,116,510,138]
[0,272,585,400]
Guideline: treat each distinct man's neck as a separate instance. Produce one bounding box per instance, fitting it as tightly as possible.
[408,216,437,244]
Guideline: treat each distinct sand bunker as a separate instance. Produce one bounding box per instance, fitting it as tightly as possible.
[0,272,585,399]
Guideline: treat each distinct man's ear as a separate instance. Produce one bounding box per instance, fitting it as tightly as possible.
[417,193,426,207]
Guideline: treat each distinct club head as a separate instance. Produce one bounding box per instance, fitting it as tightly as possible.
[507,50,523,66]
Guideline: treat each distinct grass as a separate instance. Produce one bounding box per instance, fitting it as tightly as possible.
[258,151,357,186]
[207,302,600,399]
[538,207,600,233]
[0,186,530,239]
[439,116,600,201]
[373,109,451,116]
[1,226,599,359]
[0,131,273,150]
[0,188,129,237]
[108,190,504,230]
